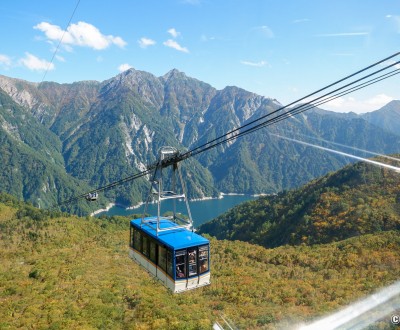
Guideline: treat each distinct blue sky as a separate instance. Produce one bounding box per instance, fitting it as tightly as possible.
[0,0,399,113]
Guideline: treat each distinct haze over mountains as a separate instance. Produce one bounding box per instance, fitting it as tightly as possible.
[0,68,399,214]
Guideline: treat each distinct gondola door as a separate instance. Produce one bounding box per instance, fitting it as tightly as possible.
[175,250,187,290]
[187,247,199,289]
[157,245,168,286]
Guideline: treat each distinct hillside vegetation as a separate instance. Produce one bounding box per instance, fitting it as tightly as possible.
[1,193,400,329]
[198,157,400,248]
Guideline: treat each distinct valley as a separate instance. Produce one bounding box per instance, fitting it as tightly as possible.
[1,70,399,215]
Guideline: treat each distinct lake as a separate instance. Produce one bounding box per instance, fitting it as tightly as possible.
[97,194,258,227]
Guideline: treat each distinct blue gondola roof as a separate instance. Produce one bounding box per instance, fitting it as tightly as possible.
[130,217,209,250]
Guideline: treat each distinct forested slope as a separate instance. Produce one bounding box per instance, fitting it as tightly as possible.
[198,156,400,248]
[1,193,400,329]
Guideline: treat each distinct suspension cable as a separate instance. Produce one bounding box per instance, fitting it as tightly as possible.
[185,59,400,159]
[180,52,400,160]
[41,0,81,83]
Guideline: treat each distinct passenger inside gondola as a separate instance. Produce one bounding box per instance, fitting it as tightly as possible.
[200,259,208,273]
[176,266,185,278]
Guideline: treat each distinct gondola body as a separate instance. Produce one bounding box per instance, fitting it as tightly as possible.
[128,146,211,292]
[129,217,210,293]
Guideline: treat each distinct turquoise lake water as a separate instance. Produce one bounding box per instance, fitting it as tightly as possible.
[97,195,258,228]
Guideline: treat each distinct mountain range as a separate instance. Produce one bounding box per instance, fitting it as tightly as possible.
[0,69,400,214]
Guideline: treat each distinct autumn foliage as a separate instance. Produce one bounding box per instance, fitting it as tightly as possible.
[1,191,400,329]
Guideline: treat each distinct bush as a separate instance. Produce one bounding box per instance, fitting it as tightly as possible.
[28,269,40,279]
[17,205,47,221]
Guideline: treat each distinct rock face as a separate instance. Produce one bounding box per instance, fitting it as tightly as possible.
[0,69,399,213]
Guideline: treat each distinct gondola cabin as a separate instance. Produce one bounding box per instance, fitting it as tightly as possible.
[85,192,98,201]
[129,217,211,293]
[129,146,211,292]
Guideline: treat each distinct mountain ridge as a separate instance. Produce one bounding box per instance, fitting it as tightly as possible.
[0,69,399,213]
[361,100,400,135]
[198,156,400,247]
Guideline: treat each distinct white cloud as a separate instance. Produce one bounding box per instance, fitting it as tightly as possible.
[163,39,189,53]
[61,44,74,53]
[200,34,216,42]
[365,94,394,107]
[167,28,180,38]
[19,52,54,71]
[323,94,394,114]
[34,22,63,41]
[34,21,127,50]
[0,54,11,67]
[293,18,310,24]
[118,63,133,72]
[55,55,65,62]
[138,37,156,48]
[240,60,267,67]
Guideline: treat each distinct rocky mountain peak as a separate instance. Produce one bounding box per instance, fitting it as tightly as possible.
[361,99,400,136]
[375,99,400,113]
[99,67,164,107]
[0,75,40,109]
[161,68,187,81]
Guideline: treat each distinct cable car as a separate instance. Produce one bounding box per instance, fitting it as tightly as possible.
[129,218,210,292]
[85,192,98,201]
[128,147,211,292]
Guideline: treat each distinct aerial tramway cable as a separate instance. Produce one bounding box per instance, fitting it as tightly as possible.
[179,52,400,159]
[57,168,153,206]
[55,52,400,208]
[183,59,400,159]
[41,0,81,83]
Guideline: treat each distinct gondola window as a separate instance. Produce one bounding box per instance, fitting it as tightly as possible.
[133,229,141,252]
[176,250,186,278]
[158,245,167,271]
[199,245,209,274]
[142,235,149,257]
[188,248,197,276]
[149,240,157,264]
[167,250,173,278]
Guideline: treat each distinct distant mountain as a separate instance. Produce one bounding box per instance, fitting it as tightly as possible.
[198,156,400,247]
[0,89,94,213]
[0,70,399,213]
[205,108,400,193]
[362,100,400,136]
